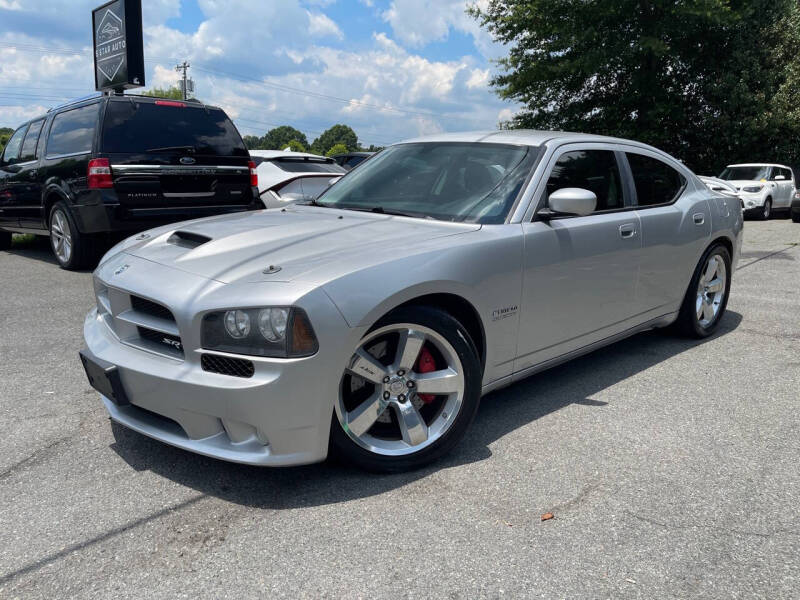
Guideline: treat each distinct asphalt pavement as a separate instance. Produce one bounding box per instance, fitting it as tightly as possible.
[0,220,798,599]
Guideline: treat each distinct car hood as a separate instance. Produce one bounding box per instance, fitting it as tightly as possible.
[122,205,481,285]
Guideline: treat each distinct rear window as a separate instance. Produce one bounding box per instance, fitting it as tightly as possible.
[101,101,248,157]
[20,119,44,161]
[626,152,686,206]
[272,158,343,173]
[46,103,100,157]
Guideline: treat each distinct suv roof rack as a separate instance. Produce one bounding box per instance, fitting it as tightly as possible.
[47,93,104,113]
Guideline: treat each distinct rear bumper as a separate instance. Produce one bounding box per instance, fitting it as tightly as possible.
[73,199,260,234]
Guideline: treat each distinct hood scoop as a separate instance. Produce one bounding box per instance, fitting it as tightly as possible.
[167,230,212,249]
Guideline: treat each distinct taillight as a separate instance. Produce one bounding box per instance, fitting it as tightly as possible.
[249,160,258,187]
[88,158,113,189]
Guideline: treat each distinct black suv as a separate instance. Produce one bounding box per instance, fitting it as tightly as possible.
[0,94,258,269]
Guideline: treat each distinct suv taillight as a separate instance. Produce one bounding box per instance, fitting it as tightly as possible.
[88,158,113,189]
[249,160,258,187]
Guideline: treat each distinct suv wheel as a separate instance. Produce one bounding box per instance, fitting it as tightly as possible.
[331,306,482,472]
[49,202,98,270]
[675,243,732,338]
[0,231,10,250]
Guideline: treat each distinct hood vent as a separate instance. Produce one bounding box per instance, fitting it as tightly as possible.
[167,230,212,249]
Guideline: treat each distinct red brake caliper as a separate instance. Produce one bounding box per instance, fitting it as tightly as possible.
[414,346,437,404]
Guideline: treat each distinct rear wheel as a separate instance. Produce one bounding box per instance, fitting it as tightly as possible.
[0,231,10,250]
[49,202,99,270]
[331,306,481,472]
[675,243,731,338]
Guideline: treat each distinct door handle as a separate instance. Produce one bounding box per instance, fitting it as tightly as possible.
[29,169,38,179]
[619,223,637,239]
[693,213,705,225]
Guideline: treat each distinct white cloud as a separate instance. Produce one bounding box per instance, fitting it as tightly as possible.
[307,11,344,40]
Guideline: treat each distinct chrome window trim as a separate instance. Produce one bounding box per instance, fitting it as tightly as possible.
[45,150,91,160]
[111,164,247,171]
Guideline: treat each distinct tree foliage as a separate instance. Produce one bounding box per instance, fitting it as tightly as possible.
[0,127,13,153]
[312,124,358,156]
[285,139,307,152]
[261,126,310,150]
[141,86,184,100]
[471,0,800,173]
[325,143,349,158]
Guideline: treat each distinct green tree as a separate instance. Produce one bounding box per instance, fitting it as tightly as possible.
[141,86,184,100]
[0,127,13,153]
[325,143,348,158]
[242,135,262,150]
[312,124,358,155]
[285,139,307,152]
[261,126,309,150]
[471,0,800,174]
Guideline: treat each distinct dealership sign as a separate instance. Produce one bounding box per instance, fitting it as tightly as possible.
[92,0,145,91]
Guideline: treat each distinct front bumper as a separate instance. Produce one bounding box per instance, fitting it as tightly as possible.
[83,254,356,466]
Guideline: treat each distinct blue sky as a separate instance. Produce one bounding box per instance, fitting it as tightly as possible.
[0,0,517,147]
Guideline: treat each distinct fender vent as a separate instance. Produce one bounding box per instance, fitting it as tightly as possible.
[201,354,255,378]
[167,231,212,249]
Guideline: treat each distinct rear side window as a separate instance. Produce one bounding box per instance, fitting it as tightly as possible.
[19,120,44,161]
[345,156,366,168]
[626,153,686,206]
[46,103,99,157]
[2,125,27,163]
[101,101,248,157]
[546,150,624,212]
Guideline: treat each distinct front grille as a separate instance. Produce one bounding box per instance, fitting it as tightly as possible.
[130,295,175,322]
[201,354,255,378]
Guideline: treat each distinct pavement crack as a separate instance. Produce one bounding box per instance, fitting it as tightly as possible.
[737,244,798,271]
[0,435,73,482]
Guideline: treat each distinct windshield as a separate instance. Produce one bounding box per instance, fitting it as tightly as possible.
[316,142,537,223]
[719,166,769,181]
[101,101,248,157]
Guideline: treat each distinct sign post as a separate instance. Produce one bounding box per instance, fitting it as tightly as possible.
[92,0,145,93]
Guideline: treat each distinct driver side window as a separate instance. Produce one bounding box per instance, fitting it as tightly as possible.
[546,150,623,212]
[1,125,28,165]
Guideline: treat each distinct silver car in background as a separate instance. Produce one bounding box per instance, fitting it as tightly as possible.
[250,150,345,208]
[81,131,743,471]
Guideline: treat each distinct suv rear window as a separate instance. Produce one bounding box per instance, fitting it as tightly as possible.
[101,101,248,157]
[46,103,100,157]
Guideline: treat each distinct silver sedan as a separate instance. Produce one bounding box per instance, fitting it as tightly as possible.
[81,131,743,471]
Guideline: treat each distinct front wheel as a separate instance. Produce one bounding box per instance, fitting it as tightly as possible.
[675,243,732,338]
[792,210,800,223]
[759,199,772,221]
[331,306,482,472]
[0,230,10,250]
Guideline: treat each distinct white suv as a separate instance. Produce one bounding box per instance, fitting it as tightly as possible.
[719,163,796,220]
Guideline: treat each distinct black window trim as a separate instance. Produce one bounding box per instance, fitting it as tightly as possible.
[1,122,30,164]
[19,118,46,162]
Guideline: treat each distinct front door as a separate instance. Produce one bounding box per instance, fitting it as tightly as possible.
[0,124,29,229]
[14,119,46,229]
[515,146,642,374]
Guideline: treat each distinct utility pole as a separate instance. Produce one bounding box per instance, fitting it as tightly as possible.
[175,61,190,100]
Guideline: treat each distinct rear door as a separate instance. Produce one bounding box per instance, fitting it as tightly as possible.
[15,119,46,229]
[100,99,253,214]
[625,150,711,314]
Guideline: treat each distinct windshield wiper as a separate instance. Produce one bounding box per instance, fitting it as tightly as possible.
[145,145,196,153]
[368,206,434,219]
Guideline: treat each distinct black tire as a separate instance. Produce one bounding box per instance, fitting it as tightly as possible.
[792,210,800,223]
[758,198,772,221]
[49,202,100,270]
[675,243,732,338]
[0,230,10,250]
[330,305,482,472]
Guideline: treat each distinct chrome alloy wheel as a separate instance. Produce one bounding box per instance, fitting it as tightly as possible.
[337,323,466,456]
[696,254,727,328]
[50,209,73,264]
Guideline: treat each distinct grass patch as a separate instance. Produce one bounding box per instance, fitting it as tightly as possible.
[11,233,37,247]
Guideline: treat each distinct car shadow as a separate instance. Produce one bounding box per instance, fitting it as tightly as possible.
[109,310,743,509]
[4,234,60,266]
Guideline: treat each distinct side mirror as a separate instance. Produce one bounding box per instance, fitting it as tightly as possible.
[774,175,786,181]
[539,188,597,219]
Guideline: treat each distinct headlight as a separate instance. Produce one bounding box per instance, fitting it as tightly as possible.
[202,307,318,358]
[742,185,763,193]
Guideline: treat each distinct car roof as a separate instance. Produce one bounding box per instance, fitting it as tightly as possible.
[396,129,665,152]
[250,150,332,161]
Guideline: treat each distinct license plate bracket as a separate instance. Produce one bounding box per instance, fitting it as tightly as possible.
[79,350,130,406]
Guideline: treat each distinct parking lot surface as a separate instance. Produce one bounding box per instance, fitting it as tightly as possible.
[1,220,798,599]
